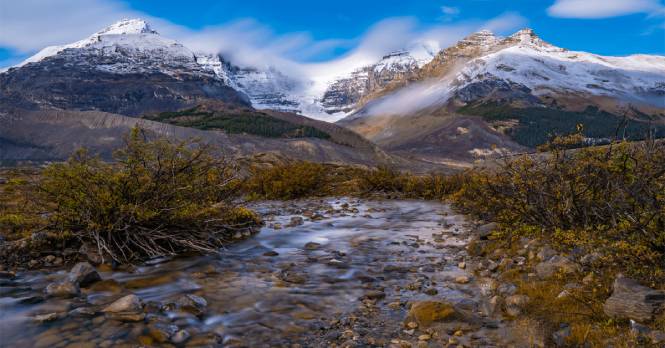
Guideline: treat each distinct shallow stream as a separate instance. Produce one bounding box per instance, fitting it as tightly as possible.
[0,198,509,347]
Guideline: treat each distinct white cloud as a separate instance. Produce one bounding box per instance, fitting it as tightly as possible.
[547,0,665,19]
[0,0,139,52]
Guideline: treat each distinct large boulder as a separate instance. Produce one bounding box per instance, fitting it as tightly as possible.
[407,301,458,326]
[477,222,498,239]
[603,277,665,322]
[68,262,101,287]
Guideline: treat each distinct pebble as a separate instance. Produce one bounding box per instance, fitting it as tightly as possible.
[363,290,386,300]
[388,301,402,310]
[424,288,438,295]
[455,275,470,284]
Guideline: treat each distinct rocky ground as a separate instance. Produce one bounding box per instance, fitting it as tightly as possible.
[1,198,663,347]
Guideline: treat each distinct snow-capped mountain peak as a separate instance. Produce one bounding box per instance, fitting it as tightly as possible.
[510,28,537,41]
[13,18,195,70]
[95,18,157,36]
[506,28,561,53]
[373,51,418,74]
[457,30,500,49]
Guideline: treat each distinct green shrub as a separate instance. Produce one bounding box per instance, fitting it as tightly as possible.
[359,166,468,199]
[243,161,331,200]
[0,169,44,241]
[453,138,665,283]
[37,128,260,263]
[358,166,403,193]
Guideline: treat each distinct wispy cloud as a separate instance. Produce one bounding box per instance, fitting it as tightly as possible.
[547,0,665,19]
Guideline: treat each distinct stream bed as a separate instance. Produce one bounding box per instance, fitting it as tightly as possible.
[0,198,513,347]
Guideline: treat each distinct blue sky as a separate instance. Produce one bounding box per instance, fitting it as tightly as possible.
[1,0,664,68]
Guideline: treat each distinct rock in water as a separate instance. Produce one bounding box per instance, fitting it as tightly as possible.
[149,323,179,343]
[172,330,191,344]
[304,242,322,250]
[68,307,97,317]
[33,313,58,323]
[407,301,458,326]
[45,280,80,298]
[286,216,304,227]
[603,276,665,322]
[174,294,208,316]
[363,290,386,300]
[102,294,143,313]
[68,262,101,287]
[455,275,471,284]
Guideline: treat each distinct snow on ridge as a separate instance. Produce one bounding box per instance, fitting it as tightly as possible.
[12,18,191,69]
[466,40,665,94]
[96,19,156,36]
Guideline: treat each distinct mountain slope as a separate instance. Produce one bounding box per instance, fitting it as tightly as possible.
[0,108,393,167]
[338,29,665,162]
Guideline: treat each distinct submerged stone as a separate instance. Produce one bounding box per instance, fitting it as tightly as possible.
[407,301,458,326]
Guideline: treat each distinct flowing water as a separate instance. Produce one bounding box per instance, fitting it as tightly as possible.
[0,198,509,347]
